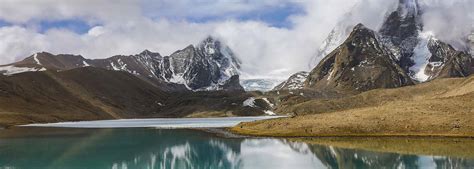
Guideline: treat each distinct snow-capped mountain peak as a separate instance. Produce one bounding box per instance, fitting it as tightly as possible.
[156,36,243,90]
[139,49,161,58]
[196,36,241,81]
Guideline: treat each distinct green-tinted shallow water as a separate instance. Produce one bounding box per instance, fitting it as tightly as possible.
[0,127,473,169]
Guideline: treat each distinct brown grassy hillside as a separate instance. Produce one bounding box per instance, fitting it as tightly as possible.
[232,76,474,137]
[0,67,169,126]
[0,67,270,127]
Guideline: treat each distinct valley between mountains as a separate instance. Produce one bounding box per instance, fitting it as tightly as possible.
[0,0,474,138]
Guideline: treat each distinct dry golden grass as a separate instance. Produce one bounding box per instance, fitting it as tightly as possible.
[232,76,474,137]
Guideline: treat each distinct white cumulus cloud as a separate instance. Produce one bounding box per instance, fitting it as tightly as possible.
[0,0,472,79]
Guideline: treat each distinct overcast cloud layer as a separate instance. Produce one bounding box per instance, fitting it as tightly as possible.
[0,0,472,79]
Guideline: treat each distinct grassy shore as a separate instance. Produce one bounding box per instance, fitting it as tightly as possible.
[231,76,474,137]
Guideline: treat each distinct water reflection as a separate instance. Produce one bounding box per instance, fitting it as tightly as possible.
[0,128,473,169]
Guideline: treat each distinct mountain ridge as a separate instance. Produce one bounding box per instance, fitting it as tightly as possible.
[282,0,473,92]
[0,36,243,92]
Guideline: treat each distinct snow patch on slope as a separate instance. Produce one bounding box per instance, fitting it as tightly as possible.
[243,97,256,107]
[0,66,46,76]
[410,31,435,82]
[33,53,41,65]
[262,98,274,108]
[82,61,90,67]
[264,110,276,116]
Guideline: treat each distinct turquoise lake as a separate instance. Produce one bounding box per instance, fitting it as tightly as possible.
[1,127,474,169]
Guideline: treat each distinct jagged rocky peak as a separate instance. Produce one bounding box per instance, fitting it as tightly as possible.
[196,36,241,75]
[305,24,413,92]
[380,0,422,41]
[138,49,162,58]
[424,39,474,80]
[406,31,474,82]
[273,71,309,91]
[218,75,245,92]
[162,36,242,90]
[379,0,423,71]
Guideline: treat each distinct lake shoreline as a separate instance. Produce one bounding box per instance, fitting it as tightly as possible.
[5,116,474,139]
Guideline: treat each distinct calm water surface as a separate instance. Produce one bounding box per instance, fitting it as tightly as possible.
[0,127,473,169]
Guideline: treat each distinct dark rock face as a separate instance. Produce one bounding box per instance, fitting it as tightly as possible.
[408,37,474,82]
[427,40,474,78]
[379,0,423,72]
[164,37,242,90]
[1,37,243,91]
[273,71,308,91]
[219,75,245,92]
[305,24,413,92]
[376,0,472,81]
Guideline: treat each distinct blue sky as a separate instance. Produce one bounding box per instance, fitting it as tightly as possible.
[0,1,304,34]
[36,20,95,34]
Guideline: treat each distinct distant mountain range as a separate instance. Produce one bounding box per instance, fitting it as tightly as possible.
[0,37,277,126]
[0,36,243,92]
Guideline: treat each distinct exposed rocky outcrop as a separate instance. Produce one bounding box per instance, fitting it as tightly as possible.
[424,39,474,80]
[305,24,413,92]
[165,37,241,90]
[218,75,245,92]
[379,0,423,72]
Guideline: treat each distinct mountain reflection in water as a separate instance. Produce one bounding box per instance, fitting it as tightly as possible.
[0,128,473,169]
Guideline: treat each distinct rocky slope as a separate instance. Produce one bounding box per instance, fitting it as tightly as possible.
[378,0,423,71]
[377,0,473,82]
[164,37,241,90]
[309,16,355,68]
[291,0,473,92]
[304,24,413,92]
[0,36,242,92]
[423,38,474,80]
[273,71,308,91]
